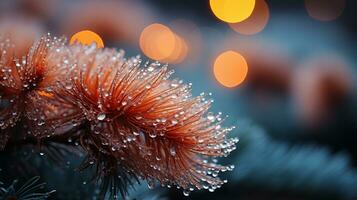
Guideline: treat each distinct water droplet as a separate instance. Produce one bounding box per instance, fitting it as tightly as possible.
[207,113,215,121]
[97,113,106,121]
[183,190,190,196]
[170,83,179,88]
[149,132,157,138]
[147,66,154,72]
[170,147,176,156]
[147,180,155,189]
[229,165,235,170]
[37,121,45,126]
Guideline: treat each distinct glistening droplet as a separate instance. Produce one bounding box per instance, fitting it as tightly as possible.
[97,113,106,121]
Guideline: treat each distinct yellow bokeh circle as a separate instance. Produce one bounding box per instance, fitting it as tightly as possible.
[210,0,256,23]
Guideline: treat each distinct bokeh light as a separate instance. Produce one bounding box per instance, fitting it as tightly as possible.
[169,19,202,65]
[305,0,346,21]
[140,23,188,63]
[213,50,248,88]
[229,0,269,35]
[209,0,256,23]
[164,34,188,63]
[69,30,104,48]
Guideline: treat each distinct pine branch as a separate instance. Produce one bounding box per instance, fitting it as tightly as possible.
[230,120,357,199]
[0,176,56,200]
[0,34,237,198]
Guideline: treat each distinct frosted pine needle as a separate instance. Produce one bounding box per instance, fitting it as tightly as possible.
[0,34,237,198]
[0,34,66,148]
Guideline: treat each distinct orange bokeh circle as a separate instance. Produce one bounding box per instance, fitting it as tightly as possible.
[213,51,248,88]
[70,30,104,48]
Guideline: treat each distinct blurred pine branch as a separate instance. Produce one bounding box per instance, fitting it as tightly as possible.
[230,120,357,199]
[0,176,55,200]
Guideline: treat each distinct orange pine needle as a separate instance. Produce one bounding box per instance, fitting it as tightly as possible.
[0,34,237,197]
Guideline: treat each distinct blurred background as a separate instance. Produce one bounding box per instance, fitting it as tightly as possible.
[0,0,357,199]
